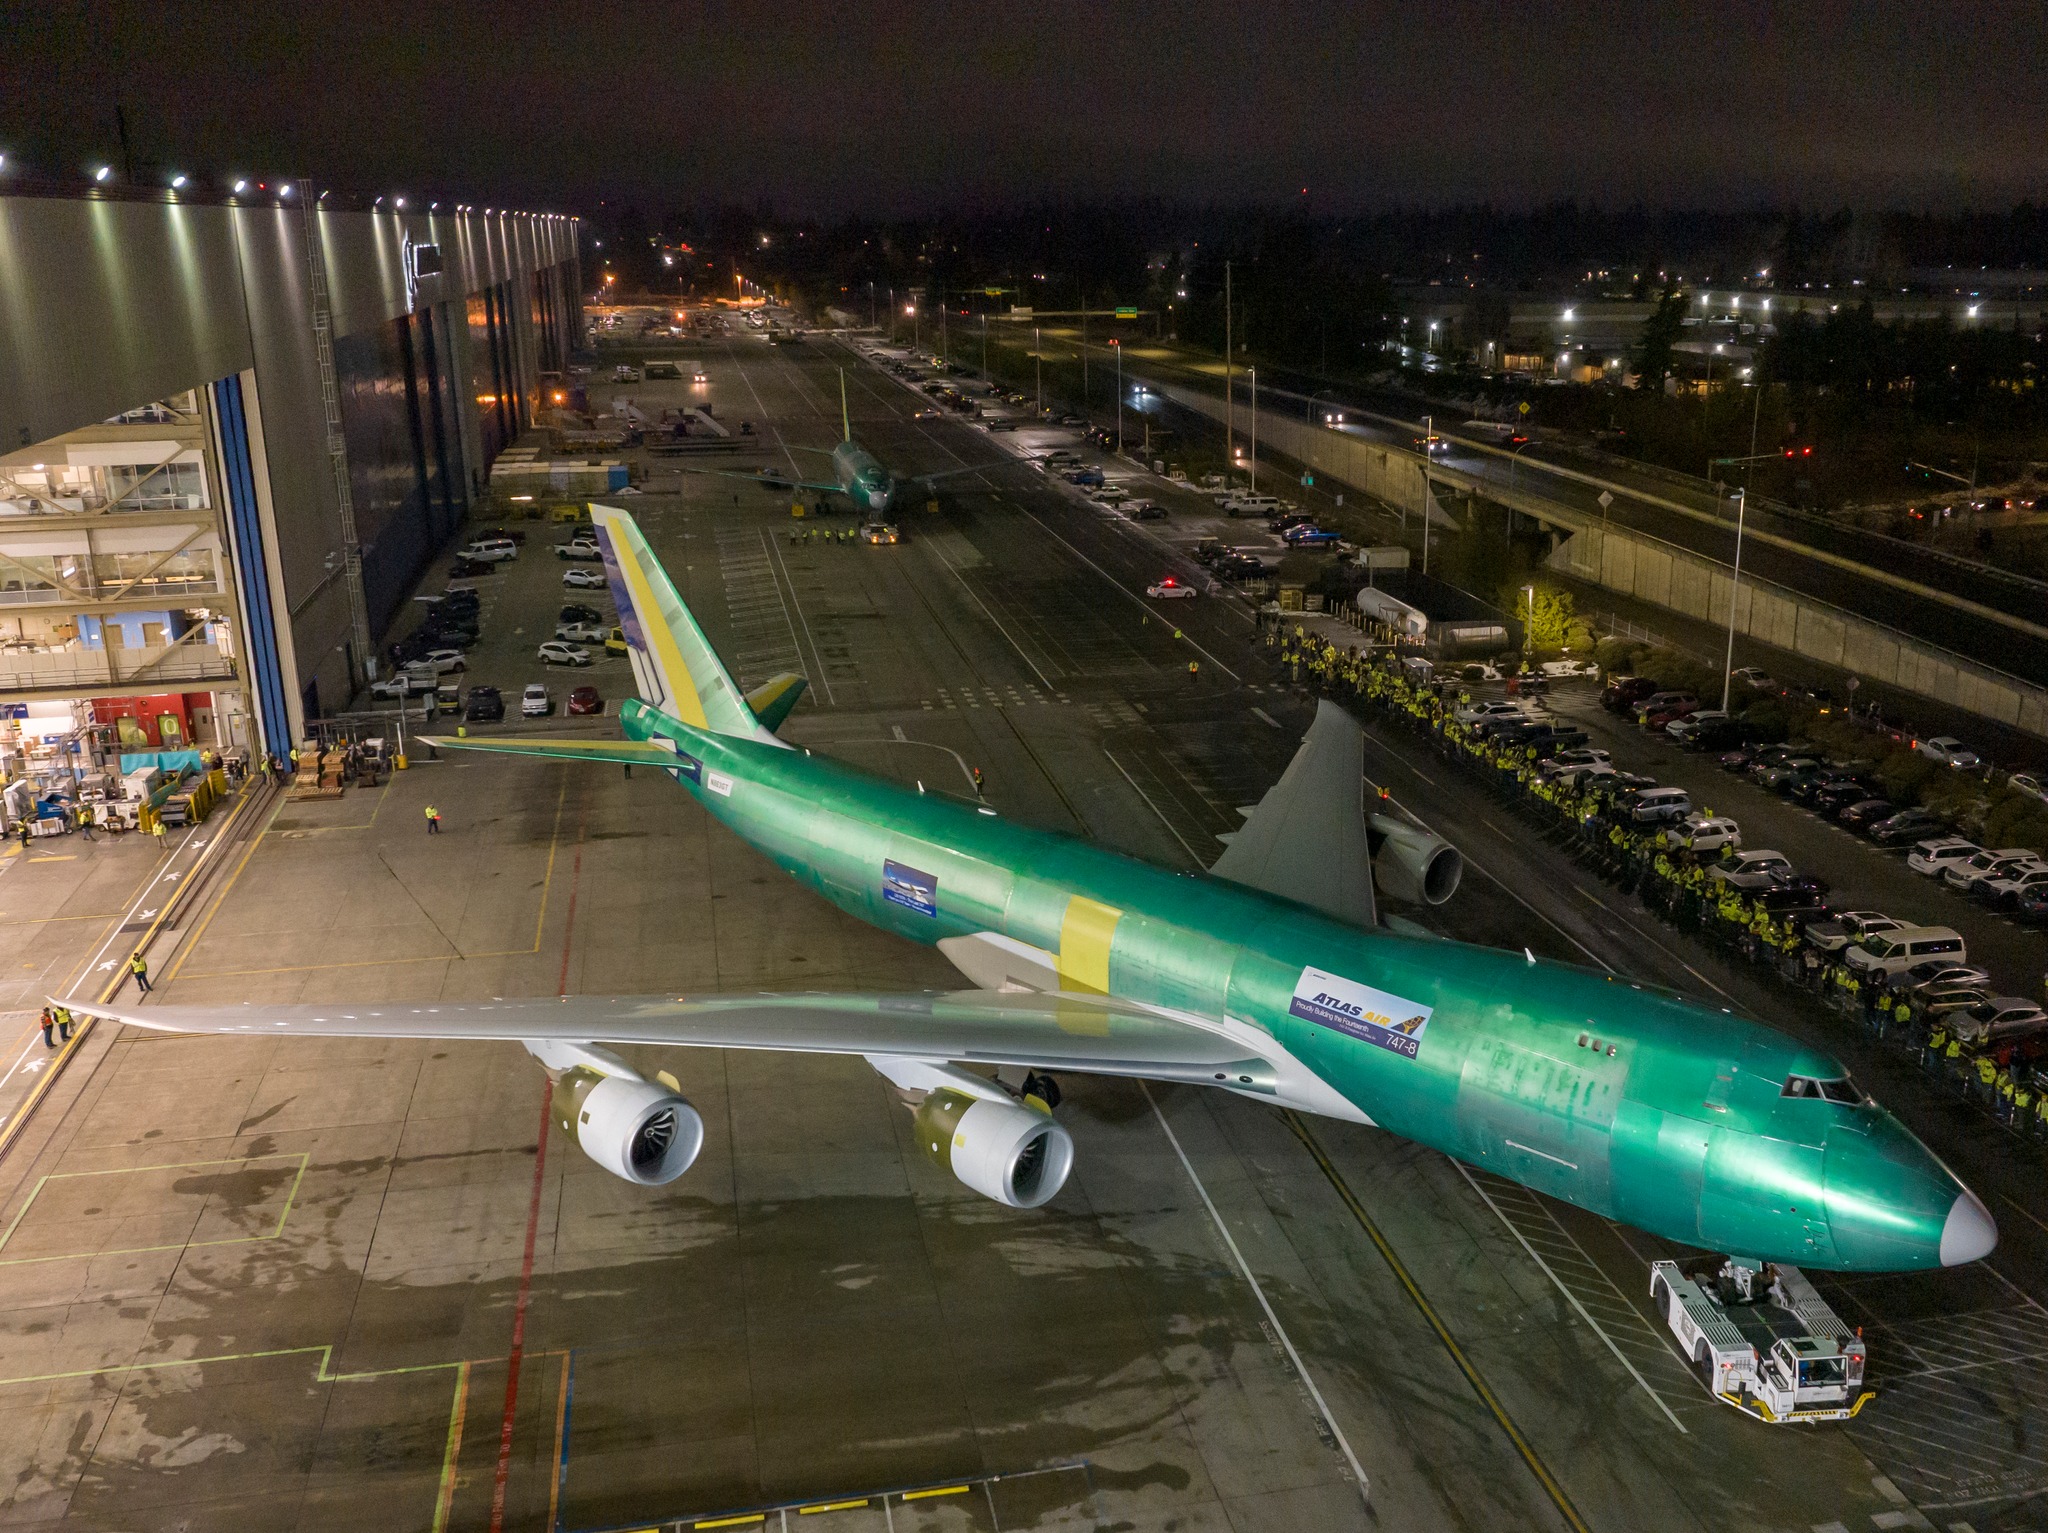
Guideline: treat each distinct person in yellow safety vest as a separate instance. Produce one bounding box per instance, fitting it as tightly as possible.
[1943,1030,1963,1066]
[129,952,152,994]
[1976,1054,1998,1095]
[1997,1068,2016,1120]
[2015,1075,2035,1126]
[1891,994,1912,1029]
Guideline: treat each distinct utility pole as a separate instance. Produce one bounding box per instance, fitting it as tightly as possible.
[1249,367,1258,493]
[1114,340,1123,455]
[1034,326,1042,418]
[1081,291,1088,406]
[1224,261,1233,473]
[1720,489,1748,713]
[940,283,948,365]
[981,312,988,378]
[1420,412,1432,578]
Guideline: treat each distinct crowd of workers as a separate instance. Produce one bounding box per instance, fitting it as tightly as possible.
[1272,626,2048,1141]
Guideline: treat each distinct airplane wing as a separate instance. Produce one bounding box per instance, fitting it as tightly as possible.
[1209,700,1375,929]
[67,990,1275,1087]
[672,465,844,495]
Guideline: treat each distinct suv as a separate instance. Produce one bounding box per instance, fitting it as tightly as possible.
[1906,836,1981,876]
[1917,736,1983,770]
[1945,848,2044,896]
[462,537,518,563]
[1601,676,1657,714]
[1618,786,1693,825]
[1844,925,1968,979]
[463,685,504,722]
[1665,814,1740,854]
[1869,808,1945,846]
[1805,911,1905,954]
[1709,851,1794,890]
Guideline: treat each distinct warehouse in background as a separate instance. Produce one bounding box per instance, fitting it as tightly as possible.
[0,184,580,788]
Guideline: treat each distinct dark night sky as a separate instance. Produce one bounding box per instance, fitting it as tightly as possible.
[4,1,2044,214]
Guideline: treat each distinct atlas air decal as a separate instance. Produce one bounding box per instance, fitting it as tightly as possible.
[1289,966,1433,1059]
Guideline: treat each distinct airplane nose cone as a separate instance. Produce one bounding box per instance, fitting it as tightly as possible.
[1941,1189,1998,1266]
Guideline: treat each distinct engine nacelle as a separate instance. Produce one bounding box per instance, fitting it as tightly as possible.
[556,1072,704,1185]
[1370,812,1463,906]
[912,1089,1074,1208]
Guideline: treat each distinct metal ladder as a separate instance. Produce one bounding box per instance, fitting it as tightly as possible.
[300,191,374,686]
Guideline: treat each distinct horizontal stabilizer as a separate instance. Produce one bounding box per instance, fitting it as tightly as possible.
[1209,699,1375,930]
[745,672,809,733]
[417,735,684,769]
[68,991,1274,1089]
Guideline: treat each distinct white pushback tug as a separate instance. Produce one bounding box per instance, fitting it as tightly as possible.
[1651,1257,1874,1423]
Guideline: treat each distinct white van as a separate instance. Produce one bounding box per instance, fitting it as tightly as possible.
[1224,495,1282,517]
[1844,925,1968,978]
[463,537,518,563]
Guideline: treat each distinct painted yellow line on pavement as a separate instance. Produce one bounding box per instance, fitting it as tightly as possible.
[1285,1111,1592,1533]
[798,1498,870,1514]
[431,1359,472,1533]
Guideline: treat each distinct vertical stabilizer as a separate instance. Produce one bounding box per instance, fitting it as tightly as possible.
[590,505,775,740]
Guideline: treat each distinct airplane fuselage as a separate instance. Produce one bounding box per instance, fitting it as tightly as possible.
[621,698,1984,1272]
[831,440,896,514]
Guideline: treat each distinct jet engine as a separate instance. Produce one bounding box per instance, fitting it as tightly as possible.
[912,1088,1075,1208]
[555,1071,705,1185]
[1369,812,1463,906]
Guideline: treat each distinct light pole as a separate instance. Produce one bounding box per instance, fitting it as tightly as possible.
[1523,584,1536,660]
[1034,326,1042,418]
[1420,413,1433,577]
[1720,489,1748,712]
[1224,260,1233,469]
[1248,367,1258,493]
[1114,339,1123,456]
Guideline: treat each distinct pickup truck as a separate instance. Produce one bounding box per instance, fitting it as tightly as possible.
[1281,525,1341,547]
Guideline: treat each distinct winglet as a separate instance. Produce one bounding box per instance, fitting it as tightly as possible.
[1210,701,1375,930]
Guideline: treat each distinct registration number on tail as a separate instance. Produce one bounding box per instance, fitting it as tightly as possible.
[1289,967,1433,1059]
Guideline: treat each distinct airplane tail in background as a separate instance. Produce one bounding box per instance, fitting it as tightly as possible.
[589,505,778,741]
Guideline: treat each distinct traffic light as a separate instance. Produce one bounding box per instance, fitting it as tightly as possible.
[1783,446,1813,458]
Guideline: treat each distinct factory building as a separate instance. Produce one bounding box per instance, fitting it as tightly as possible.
[0,184,579,785]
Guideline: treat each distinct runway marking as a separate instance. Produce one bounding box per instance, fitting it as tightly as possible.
[1145,1085,1372,1509]
[432,1359,472,1533]
[760,530,834,706]
[0,1151,309,1265]
[921,536,1060,692]
[1450,1161,1689,1433]
[1102,749,1206,868]
[1251,707,1281,729]
[1284,1113,1590,1532]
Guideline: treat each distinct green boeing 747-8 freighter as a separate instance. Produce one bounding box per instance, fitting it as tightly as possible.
[77,506,1995,1272]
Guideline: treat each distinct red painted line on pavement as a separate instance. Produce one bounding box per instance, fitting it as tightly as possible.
[488,798,586,1532]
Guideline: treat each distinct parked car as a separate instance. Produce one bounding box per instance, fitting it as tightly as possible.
[537,640,593,667]
[1631,690,1697,726]
[1709,851,1795,890]
[1664,710,1728,743]
[1092,484,1130,504]
[1869,807,1947,846]
[567,685,604,716]
[369,672,437,701]
[1601,676,1658,713]
[1906,836,1982,876]
[563,567,607,589]
[463,685,504,722]
[2018,886,2048,926]
[1455,699,1525,727]
[1146,576,1198,599]
[448,557,495,579]
[475,525,527,545]
[556,621,607,643]
[462,538,518,563]
[410,648,467,674]
[1618,786,1693,825]
[555,536,601,561]
[1126,500,1167,520]
[2008,773,2048,805]
[559,603,604,626]
[1917,736,1983,770]
[1836,798,1898,830]
[1843,924,1969,978]
[1811,779,1877,816]
[1899,961,1993,995]
[1945,848,2044,896]
[1665,814,1741,854]
[1757,884,1830,924]
[1753,757,1821,792]
[521,683,552,718]
[1805,911,1906,954]
[1949,997,2048,1047]
[1984,864,2048,909]
[1729,666,1775,691]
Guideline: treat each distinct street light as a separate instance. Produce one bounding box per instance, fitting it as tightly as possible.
[1034,326,1042,418]
[1113,339,1123,456]
[1720,489,1749,713]
[1247,367,1258,493]
[1523,585,1536,658]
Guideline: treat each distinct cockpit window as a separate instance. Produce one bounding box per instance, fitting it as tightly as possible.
[1782,1074,1864,1105]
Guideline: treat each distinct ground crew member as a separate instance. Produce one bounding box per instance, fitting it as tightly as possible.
[971,767,985,796]
[1188,660,1199,684]
[37,1007,55,1049]
[425,804,443,835]
[55,1005,73,1041]
[129,952,152,995]
[2015,1075,2035,1135]
[15,819,30,851]
[78,803,95,842]
[150,816,167,852]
